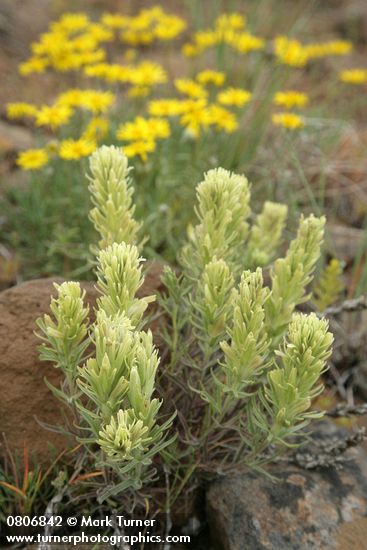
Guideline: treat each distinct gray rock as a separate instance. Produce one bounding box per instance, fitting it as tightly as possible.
[206,424,367,550]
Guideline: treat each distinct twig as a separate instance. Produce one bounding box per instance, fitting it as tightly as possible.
[326,403,367,418]
[323,295,367,316]
[293,427,366,470]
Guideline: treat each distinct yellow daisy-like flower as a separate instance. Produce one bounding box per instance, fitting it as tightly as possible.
[35,104,73,130]
[154,15,186,40]
[19,57,49,76]
[101,13,130,29]
[339,69,367,84]
[272,112,304,130]
[116,117,170,142]
[148,99,186,117]
[179,102,212,138]
[56,88,88,108]
[16,149,49,170]
[208,105,239,133]
[128,61,167,87]
[7,102,38,119]
[56,12,90,33]
[59,138,96,160]
[274,36,308,67]
[215,13,246,31]
[175,78,208,99]
[305,40,352,59]
[233,32,265,53]
[82,91,115,114]
[196,70,226,86]
[217,88,251,107]
[273,90,309,109]
[123,140,156,162]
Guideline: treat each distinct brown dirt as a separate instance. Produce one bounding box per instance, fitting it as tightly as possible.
[0,261,164,465]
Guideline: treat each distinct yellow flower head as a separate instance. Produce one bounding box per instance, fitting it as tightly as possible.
[59,138,96,160]
[117,7,185,45]
[274,36,309,67]
[339,68,367,84]
[194,30,218,51]
[87,23,114,43]
[54,12,90,33]
[217,88,251,107]
[35,104,73,130]
[215,13,246,31]
[82,90,115,114]
[233,32,265,53]
[175,78,208,100]
[16,149,49,170]
[273,90,309,109]
[7,102,38,119]
[178,101,212,138]
[19,57,49,76]
[196,70,226,86]
[101,13,130,29]
[148,99,186,117]
[207,105,239,133]
[154,14,186,40]
[123,140,156,162]
[117,117,170,142]
[84,62,132,83]
[128,61,167,87]
[305,40,352,59]
[272,112,304,130]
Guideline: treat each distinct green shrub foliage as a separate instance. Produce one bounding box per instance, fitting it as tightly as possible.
[37,145,333,501]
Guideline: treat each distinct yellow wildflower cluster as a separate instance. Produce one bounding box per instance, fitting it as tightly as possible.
[19,8,184,76]
[8,90,115,129]
[182,13,264,57]
[20,13,109,74]
[274,36,352,67]
[11,89,115,168]
[339,68,367,84]
[56,89,115,113]
[116,117,170,161]
[17,135,98,169]
[84,61,167,93]
[102,6,186,45]
[8,7,361,169]
[148,98,240,138]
